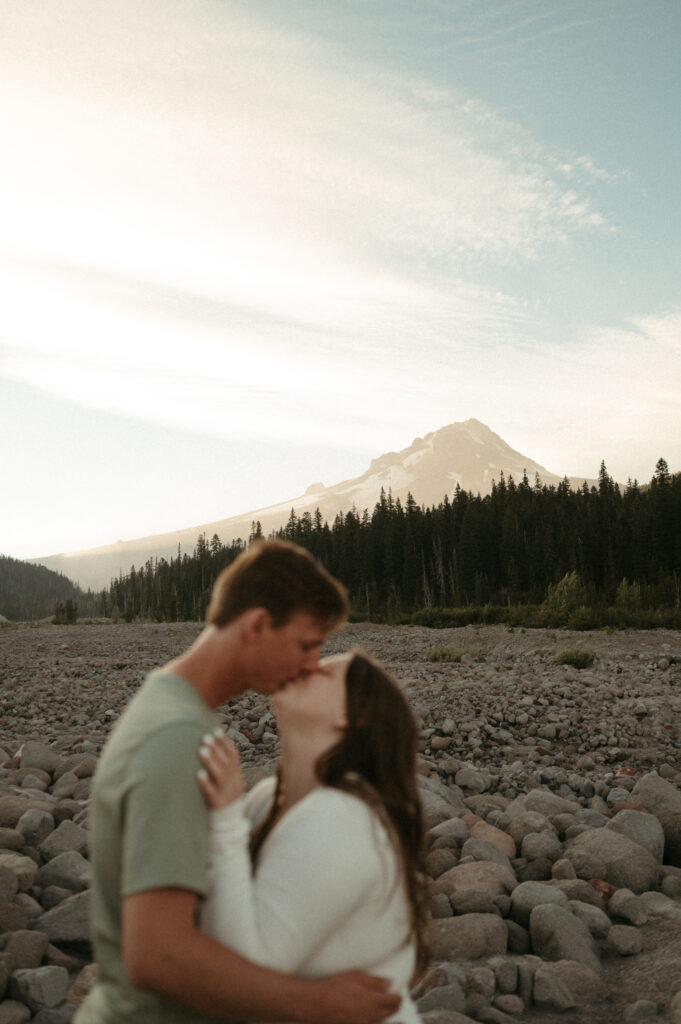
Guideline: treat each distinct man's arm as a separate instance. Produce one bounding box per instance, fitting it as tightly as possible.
[123,888,401,1024]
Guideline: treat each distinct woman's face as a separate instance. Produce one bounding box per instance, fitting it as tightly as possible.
[271,653,350,739]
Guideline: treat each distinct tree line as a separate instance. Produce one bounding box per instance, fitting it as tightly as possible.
[0,555,101,622]
[107,459,681,627]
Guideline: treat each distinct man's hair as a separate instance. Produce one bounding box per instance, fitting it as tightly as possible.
[205,539,349,629]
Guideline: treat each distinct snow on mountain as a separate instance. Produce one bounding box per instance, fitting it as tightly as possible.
[29,419,594,591]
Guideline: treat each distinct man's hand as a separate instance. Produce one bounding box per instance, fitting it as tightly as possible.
[306,971,401,1024]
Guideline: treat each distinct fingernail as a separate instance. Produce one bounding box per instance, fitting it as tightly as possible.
[213,726,225,738]
[202,733,215,745]
[197,769,208,781]
[199,745,211,758]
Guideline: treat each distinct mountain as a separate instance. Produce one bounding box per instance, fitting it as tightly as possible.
[28,419,596,591]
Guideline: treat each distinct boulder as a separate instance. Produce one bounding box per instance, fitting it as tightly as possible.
[570,828,658,893]
[9,966,69,1013]
[34,891,91,947]
[434,861,516,901]
[533,960,604,1010]
[605,809,665,863]
[35,853,89,893]
[529,905,601,973]
[630,773,681,866]
[509,881,569,928]
[463,815,516,860]
[39,822,88,863]
[426,914,507,960]
[18,744,62,777]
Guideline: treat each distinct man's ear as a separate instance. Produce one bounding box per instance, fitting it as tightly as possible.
[239,607,271,645]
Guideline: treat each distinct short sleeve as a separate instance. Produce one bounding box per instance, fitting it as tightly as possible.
[121,722,211,897]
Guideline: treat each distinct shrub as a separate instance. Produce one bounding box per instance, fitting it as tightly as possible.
[556,646,595,669]
[426,645,464,663]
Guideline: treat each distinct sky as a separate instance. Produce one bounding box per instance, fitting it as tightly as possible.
[1,0,680,559]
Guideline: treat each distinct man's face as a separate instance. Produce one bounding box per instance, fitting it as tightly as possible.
[252,610,329,694]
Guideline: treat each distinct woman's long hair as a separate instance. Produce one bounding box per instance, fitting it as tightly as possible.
[251,652,430,975]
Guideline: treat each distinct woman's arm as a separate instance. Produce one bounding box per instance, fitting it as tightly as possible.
[199,783,389,973]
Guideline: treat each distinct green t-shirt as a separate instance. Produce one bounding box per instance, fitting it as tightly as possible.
[75,670,219,1024]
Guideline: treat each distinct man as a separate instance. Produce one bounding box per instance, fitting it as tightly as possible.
[76,540,400,1024]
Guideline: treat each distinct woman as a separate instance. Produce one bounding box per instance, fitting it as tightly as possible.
[197,651,429,1023]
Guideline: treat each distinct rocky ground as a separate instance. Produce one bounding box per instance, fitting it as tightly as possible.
[0,620,680,1023]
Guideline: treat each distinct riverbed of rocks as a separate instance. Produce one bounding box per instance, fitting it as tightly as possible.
[0,621,680,1023]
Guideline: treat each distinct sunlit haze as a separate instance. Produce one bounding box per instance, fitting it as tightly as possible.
[2,0,680,560]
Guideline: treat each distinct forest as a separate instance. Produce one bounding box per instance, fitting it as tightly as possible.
[0,556,100,622]
[105,460,681,629]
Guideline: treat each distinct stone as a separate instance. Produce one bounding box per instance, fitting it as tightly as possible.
[0,796,54,830]
[630,773,681,866]
[570,827,659,893]
[15,810,55,848]
[429,818,468,845]
[533,960,604,1010]
[0,853,38,892]
[509,880,569,927]
[19,744,62,776]
[426,849,458,878]
[420,1012,478,1024]
[0,1002,32,1024]
[493,994,523,1015]
[34,891,90,947]
[35,852,90,892]
[552,879,606,908]
[638,890,681,918]
[9,966,69,1013]
[434,861,516,901]
[605,809,665,863]
[431,892,453,918]
[450,890,500,916]
[609,888,648,926]
[418,981,467,1015]
[426,914,507,960]
[39,821,88,863]
[564,847,608,881]
[607,924,643,956]
[551,858,576,880]
[568,900,611,938]
[521,831,562,862]
[0,902,29,934]
[4,930,50,970]
[455,768,487,792]
[0,829,25,852]
[461,838,512,871]
[529,904,601,972]
[0,867,19,902]
[487,957,517,995]
[505,920,530,954]
[463,816,516,860]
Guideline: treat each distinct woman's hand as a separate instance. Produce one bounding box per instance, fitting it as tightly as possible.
[197,729,245,810]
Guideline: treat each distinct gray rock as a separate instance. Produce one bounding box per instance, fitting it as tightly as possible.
[609,888,648,926]
[0,854,38,892]
[36,852,89,893]
[0,829,25,852]
[431,893,453,919]
[49,773,79,801]
[461,839,512,871]
[630,773,681,866]
[418,981,467,1015]
[529,904,601,972]
[429,818,469,845]
[434,861,517,901]
[0,866,19,902]
[0,902,29,933]
[570,827,659,893]
[505,920,531,954]
[564,847,607,880]
[3,930,50,970]
[420,1012,478,1024]
[18,744,62,777]
[450,890,500,916]
[638,890,681,918]
[487,956,517,995]
[533,960,604,1010]
[605,809,665,863]
[509,880,569,927]
[39,821,88,863]
[455,768,487,792]
[426,914,507,960]
[551,879,606,908]
[9,966,69,1012]
[607,924,643,955]
[0,1002,32,1024]
[16,810,54,848]
[568,900,611,938]
[34,890,90,946]
[521,831,562,862]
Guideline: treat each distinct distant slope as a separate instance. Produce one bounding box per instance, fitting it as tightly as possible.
[0,554,96,621]
[30,419,597,591]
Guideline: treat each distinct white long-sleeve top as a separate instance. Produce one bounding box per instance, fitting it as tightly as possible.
[200,778,421,1024]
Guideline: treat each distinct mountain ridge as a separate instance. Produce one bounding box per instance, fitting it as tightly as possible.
[27,419,597,591]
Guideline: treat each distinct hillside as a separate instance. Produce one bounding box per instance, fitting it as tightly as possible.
[0,554,99,622]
